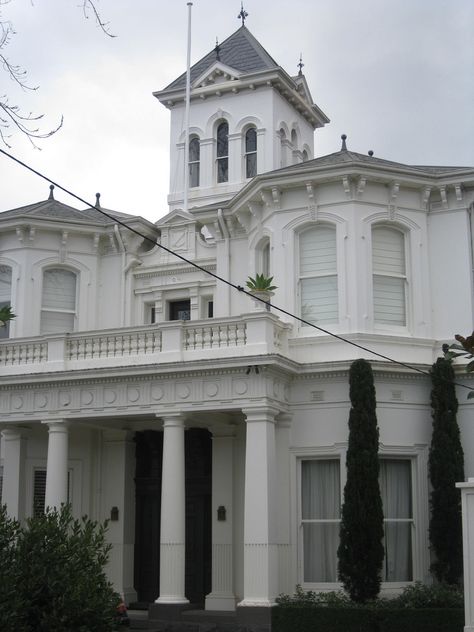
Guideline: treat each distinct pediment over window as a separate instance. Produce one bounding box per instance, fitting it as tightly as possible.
[156,209,197,228]
[192,62,242,89]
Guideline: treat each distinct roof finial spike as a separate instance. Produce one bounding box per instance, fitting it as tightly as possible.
[237,2,248,26]
[341,134,348,151]
[48,184,55,200]
[368,150,374,157]
[95,192,101,209]
[215,37,221,61]
[298,53,304,76]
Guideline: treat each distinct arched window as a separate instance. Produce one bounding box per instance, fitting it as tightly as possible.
[372,226,406,326]
[299,226,338,325]
[40,268,77,334]
[216,121,229,183]
[189,137,200,188]
[291,129,298,147]
[0,265,12,339]
[245,127,257,178]
[302,150,309,162]
[280,128,287,168]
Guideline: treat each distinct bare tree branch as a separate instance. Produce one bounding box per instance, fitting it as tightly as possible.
[0,0,113,147]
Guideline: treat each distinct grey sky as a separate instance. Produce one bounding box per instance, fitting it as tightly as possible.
[1,0,473,222]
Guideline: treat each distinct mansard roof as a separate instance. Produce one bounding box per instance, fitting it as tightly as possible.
[272,149,474,178]
[0,196,150,228]
[163,26,279,92]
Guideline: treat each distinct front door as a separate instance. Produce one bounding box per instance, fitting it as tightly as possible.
[134,428,212,605]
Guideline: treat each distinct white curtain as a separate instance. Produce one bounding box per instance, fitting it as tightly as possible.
[380,460,413,581]
[372,226,406,326]
[302,459,340,582]
[40,269,77,334]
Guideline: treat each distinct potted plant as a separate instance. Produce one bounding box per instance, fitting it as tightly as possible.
[246,274,277,311]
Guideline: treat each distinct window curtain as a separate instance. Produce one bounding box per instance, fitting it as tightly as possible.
[40,269,77,334]
[372,227,406,326]
[380,460,413,581]
[302,460,340,582]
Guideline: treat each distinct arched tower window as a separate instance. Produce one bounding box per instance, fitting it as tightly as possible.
[0,265,12,339]
[40,268,77,334]
[189,136,200,188]
[245,127,257,178]
[216,121,229,183]
[299,226,338,325]
[302,150,309,162]
[372,226,407,326]
[291,129,298,147]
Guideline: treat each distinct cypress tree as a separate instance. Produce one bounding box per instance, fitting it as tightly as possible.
[338,359,384,602]
[429,357,464,585]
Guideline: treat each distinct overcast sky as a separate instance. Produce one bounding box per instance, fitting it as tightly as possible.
[1,0,473,222]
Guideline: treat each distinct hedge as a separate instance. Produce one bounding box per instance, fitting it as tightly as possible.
[272,606,464,632]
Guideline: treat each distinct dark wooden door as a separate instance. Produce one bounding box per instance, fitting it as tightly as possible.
[134,428,212,605]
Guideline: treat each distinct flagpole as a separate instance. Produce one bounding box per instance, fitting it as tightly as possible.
[183,1,193,213]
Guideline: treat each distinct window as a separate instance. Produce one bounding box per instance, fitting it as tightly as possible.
[0,265,12,339]
[33,468,71,516]
[40,268,77,334]
[299,226,338,325]
[245,127,257,178]
[169,300,190,321]
[302,150,309,162]
[216,121,229,183]
[301,459,341,582]
[189,136,200,188]
[380,459,413,581]
[372,226,407,326]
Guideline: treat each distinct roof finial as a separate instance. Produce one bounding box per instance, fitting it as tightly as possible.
[341,134,348,151]
[48,184,55,200]
[298,53,304,76]
[237,2,248,26]
[215,37,221,61]
[368,150,374,157]
[95,192,101,208]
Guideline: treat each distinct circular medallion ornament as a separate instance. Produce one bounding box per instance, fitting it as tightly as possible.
[81,391,94,405]
[177,384,191,399]
[12,395,23,410]
[59,391,71,406]
[151,385,164,401]
[35,394,48,408]
[104,390,117,404]
[127,388,140,403]
[205,382,219,397]
[234,380,248,395]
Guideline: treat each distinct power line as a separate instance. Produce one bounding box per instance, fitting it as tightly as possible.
[1,146,472,394]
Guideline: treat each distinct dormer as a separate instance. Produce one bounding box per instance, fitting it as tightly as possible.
[154,25,329,212]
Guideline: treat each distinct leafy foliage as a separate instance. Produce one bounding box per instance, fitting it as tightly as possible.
[245,273,277,292]
[429,357,464,585]
[0,505,121,632]
[338,359,384,603]
[0,304,16,326]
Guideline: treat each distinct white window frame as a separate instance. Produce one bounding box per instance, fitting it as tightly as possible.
[40,267,78,334]
[293,444,429,593]
[371,225,409,331]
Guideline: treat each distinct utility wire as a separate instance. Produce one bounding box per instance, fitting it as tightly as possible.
[1,146,472,394]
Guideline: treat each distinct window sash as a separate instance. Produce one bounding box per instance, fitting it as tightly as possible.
[301,276,338,325]
[373,275,406,326]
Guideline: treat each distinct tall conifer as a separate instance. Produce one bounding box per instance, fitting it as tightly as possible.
[429,357,464,584]
[338,359,384,602]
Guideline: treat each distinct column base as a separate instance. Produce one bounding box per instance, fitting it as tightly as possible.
[237,604,274,627]
[205,592,236,611]
[149,602,193,621]
[154,596,189,605]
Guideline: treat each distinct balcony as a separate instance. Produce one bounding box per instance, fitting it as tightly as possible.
[0,313,291,376]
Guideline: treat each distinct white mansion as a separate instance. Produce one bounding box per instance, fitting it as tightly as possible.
[1,21,474,624]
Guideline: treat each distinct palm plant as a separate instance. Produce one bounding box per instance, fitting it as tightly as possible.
[245,274,277,292]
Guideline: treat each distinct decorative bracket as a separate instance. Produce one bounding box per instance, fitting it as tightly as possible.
[305,182,318,221]
[342,176,351,199]
[439,186,448,209]
[454,183,463,201]
[357,176,367,197]
[271,187,281,210]
[421,185,431,210]
[388,181,400,220]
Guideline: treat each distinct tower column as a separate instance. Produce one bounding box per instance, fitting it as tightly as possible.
[44,420,69,511]
[239,406,279,608]
[1,427,27,520]
[205,423,236,611]
[156,413,188,604]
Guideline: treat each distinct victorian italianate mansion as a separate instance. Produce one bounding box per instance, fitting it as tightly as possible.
[0,18,474,630]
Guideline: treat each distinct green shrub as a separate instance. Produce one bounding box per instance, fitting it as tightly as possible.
[0,504,121,632]
[391,581,463,609]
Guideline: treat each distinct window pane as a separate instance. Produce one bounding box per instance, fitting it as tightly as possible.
[301,276,338,324]
[302,460,340,582]
[42,269,76,311]
[170,300,191,321]
[373,275,406,326]
[246,153,257,178]
[217,157,228,183]
[372,227,405,275]
[189,162,200,188]
[189,137,200,161]
[380,460,413,581]
[300,227,337,275]
[217,122,228,157]
[40,310,75,334]
[245,128,257,152]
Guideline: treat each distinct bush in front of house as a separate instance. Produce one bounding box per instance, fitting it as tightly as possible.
[273,583,464,632]
[0,504,121,632]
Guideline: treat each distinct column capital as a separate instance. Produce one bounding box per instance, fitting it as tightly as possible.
[156,412,186,428]
[42,419,68,432]
[1,426,28,440]
[242,406,281,424]
[209,423,237,438]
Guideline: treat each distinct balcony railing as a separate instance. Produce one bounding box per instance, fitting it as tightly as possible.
[0,313,290,375]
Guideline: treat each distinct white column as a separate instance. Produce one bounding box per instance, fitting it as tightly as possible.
[156,413,188,604]
[205,424,236,611]
[1,427,27,520]
[102,430,137,604]
[275,414,293,596]
[239,407,279,607]
[457,477,474,632]
[44,420,69,511]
